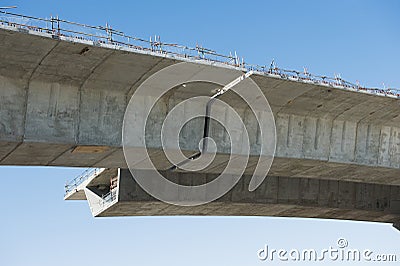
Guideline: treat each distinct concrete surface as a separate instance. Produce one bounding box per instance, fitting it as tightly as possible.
[76,169,400,224]
[0,24,399,223]
[0,26,398,179]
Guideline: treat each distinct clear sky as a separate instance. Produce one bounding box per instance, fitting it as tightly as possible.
[1,1,400,265]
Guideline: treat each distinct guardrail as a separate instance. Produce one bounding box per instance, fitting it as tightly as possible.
[0,10,241,67]
[101,190,117,205]
[0,10,399,98]
[259,67,400,98]
[65,168,104,196]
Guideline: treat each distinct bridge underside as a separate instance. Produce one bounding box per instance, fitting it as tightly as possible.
[0,25,400,224]
[70,169,400,223]
[0,26,399,184]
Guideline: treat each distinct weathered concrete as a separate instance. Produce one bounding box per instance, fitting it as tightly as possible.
[0,24,399,223]
[76,168,400,223]
[0,26,399,181]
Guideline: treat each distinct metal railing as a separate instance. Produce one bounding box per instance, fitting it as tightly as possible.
[65,168,103,195]
[0,10,242,67]
[101,190,117,206]
[0,10,399,98]
[253,66,400,98]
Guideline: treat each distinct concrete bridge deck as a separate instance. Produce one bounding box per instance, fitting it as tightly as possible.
[0,25,399,180]
[68,168,400,224]
[0,18,399,224]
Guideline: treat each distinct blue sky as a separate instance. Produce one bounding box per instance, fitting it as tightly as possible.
[1,1,400,265]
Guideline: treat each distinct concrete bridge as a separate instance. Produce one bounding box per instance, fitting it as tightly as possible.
[0,16,400,227]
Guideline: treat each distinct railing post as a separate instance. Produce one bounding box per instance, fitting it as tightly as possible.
[50,15,54,33]
[56,15,60,35]
[105,22,113,43]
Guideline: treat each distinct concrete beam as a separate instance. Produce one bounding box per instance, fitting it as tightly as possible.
[77,168,400,223]
[0,26,399,188]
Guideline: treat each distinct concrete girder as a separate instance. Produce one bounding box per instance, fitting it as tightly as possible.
[0,26,399,187]
[70,168,400,226]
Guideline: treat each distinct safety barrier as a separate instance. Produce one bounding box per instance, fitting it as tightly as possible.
[0,10,398,99]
